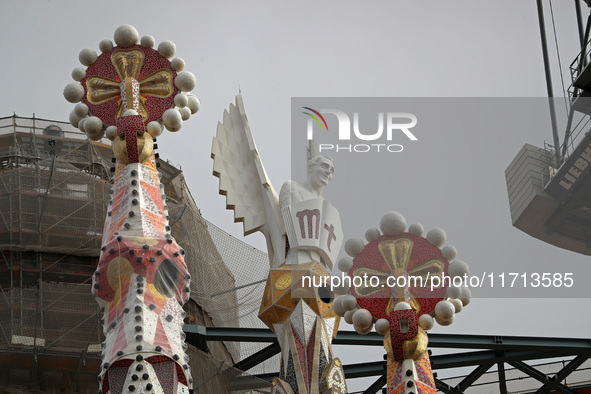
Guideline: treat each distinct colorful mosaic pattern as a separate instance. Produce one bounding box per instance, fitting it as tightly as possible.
[263,263,346,394]
[388,309,418,361]
[93,155,191,393]
[116,114,144,163]
[101,357,189,394]
[350,234,449,318]
[82,45,177,127]
[259,262,339,330]
[350,234,446,393]
[386,355,436,394]
[320,358,346,393]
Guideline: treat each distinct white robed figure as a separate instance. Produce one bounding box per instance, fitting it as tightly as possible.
[212,94,347,394]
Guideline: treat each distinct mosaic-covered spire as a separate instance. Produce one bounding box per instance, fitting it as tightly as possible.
[64,24,200,394]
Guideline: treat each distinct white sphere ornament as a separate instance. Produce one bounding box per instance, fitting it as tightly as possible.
[344,310,355,325]
[140,35,155,48]
[174,93,188,108]
[333,281,350,295]
[344,237,365,257]
[394,301,412,311]
[449,298,463,313]
[418,314,434,331]
[158,40,176,58]
[105,126,118,141]
[63,83,84,103]
[88,128,105,141]
[408,223,424,236]
[79,48,98,67]
[123,109,138,117]
[114,25,139,48]
[442,245,457,261]
[78,117,87,133]
[459,286,472,306]
[380,211,406,236]
[99,39,114,53]
[352,309,373,330]
[84,116,103,136]
[448,260,470,279]
[436,316,454,326]
[171,57,185,71]
[375,319,390,335]
[341,295,357,311]
[163,108,182,129]
[175,71,196,92]
[426,228,446,247]
[435,300,455,320]
[187,95,200,114]
[446,285,462,299]
[85,125,104,141]
[74,103,89,118]
[365,228,381,242]
[69,111,80,128]
[178,107,191,121]
[71,67,86,82]
[166,121,182,132]
[337,257,354,273]
[355,324,373,335]
[361,325,374,335]
[146,121,163,137]
[332,297,346,317]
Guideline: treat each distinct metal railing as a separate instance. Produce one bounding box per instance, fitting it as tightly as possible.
[569,37,591,88]
[0,114,111,145]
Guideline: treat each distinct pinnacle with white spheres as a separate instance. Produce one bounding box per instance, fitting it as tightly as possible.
[64,25,200,394]
[333,211,473,393]
[64,24,200,143]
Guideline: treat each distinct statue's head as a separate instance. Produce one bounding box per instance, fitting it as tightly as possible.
[307,155,335,187]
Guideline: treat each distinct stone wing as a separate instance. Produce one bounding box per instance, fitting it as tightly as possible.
[211,94,279,240]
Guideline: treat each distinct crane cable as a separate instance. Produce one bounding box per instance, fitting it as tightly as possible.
[548,0,571,116]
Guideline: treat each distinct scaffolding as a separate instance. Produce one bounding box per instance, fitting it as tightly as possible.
[0,115,275,393]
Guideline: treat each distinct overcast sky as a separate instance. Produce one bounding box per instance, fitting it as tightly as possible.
[2,0,590,390]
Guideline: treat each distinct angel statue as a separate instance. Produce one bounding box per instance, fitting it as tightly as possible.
[212,94,347,394]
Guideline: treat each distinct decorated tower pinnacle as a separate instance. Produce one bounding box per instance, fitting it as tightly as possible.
[64,25,199,394]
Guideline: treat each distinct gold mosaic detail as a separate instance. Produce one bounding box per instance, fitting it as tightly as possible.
[275,273,292,291]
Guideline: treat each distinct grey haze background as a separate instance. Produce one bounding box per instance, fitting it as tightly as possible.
[1,0,589,390]
[292,97,591,298]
